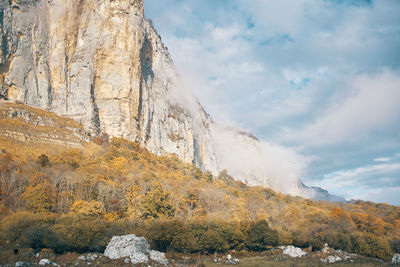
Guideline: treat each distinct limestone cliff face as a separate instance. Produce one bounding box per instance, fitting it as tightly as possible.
[0,0,218,173]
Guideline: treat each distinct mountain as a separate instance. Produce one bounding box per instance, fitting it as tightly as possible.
[0,0,218,174]
[298,181,346,202]
[0,0,340,199]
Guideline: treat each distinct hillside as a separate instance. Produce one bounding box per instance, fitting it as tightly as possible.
[1,0,307,196]
[0,129,399,262]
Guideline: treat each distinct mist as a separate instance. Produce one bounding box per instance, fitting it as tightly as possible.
[210,123,308,195]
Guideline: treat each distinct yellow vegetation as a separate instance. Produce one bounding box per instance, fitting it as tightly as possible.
[0,136,399,260]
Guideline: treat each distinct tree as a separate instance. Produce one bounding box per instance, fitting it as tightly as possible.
[245,220,279,251]
[21,173,56,213]
[140,185,175,219]
[70,200,105,217]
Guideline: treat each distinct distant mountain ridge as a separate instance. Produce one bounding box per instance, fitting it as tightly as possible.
[298,181,346,202]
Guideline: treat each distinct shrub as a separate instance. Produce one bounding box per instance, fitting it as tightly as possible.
[390,239,400,253]
[37,154,50,167]
[51,214,109,252]
[0,212,56,241]
[351,232,393,260]
[245,220,279,251]
[20,225,69,253]
[145,220,184,252]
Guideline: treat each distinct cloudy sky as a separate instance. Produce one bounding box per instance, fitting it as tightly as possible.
[143,0,400,205]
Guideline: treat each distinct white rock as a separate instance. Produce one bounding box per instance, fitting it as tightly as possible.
[393,253,400,265]
[227,254,232,260]
[149,250,168,265]
[15,262,25,267]
[104,234,150,264]
[104,234,167,265]
[38,259,60,266]
[321,255,342,263]
[282,246,307,258]
[39,259,51,266]
[232,258,240,264]
[322,243,330,253]
[86,254,98,261]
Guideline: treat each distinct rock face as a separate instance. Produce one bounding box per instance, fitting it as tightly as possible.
[299,182,346,202]
[103,234,167,265]
[0,0,217,174]
[282,246,307,258]
[0,0,312,196]
[0,102,90,146]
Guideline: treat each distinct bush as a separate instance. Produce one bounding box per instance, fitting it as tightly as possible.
[145,220,184,252]
[0,212,56,241]
[390,239,400,253]
[351,232,393,260]
[37,154,50,167]
[51,214,110,252]
[245,220,279,251]
[198,229,229,253]
[20,226,70,253]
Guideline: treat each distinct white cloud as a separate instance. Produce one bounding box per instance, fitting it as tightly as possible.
[211,124,310,195]
[352,187,400,205]
[309,161,400,202]
[374,157,391,162]
[286,70,400,146]
[144,0,400,204]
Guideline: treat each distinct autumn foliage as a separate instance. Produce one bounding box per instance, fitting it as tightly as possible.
[0,138,399,260]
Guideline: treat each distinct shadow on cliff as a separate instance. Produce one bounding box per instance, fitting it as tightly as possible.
[140,35,154,83]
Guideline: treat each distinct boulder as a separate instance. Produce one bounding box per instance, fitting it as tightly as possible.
[38,259,59,266]
[149,250,168,265]
[393,254,400,265]
[283,246,307,258]
[104,234,168,265]
[321,255,342,263]
[322,243,330,253]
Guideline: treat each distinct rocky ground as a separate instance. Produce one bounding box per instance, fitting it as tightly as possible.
[0,241,393,267]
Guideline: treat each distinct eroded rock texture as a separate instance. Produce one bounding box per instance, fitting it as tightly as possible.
[0,0,218,173]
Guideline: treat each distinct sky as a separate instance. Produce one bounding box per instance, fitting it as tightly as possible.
[143,0,400,205]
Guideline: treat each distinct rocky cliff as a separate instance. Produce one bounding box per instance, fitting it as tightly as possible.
[0,0,218,174]
[0,0,322,197]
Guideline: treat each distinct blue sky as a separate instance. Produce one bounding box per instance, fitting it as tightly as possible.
[143,0,400,205]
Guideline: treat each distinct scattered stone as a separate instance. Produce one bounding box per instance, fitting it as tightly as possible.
[77,254,98,262]
[149,250,168,265]
[322,243,330,253]
[15,262,25,267]
[393,254,400,265]
[283,246,307,258]
[321,255,342,263]
[124,258,130,263]
[38,259,59,266]
[104,234,168,265]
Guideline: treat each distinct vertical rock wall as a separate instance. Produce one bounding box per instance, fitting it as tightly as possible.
[0,0,218,174]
